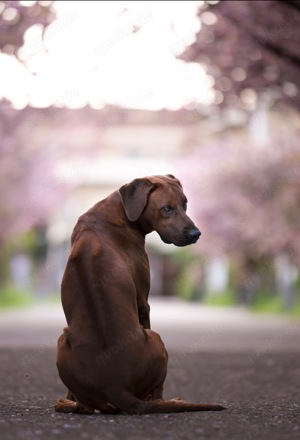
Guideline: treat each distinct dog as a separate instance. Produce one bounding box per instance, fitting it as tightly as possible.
[55,174,225,414]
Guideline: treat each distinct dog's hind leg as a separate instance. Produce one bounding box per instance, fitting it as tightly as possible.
[66,389,76,401]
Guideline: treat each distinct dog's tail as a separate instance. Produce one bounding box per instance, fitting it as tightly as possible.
[110,393,226,414]
[135,400,225,414]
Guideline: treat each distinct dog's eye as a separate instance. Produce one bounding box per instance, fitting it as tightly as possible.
[163,205,173,213]
[183,202,187,212]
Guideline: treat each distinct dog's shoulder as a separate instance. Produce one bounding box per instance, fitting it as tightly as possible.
[69,226,102,260]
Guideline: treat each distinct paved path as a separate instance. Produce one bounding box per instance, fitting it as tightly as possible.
[0,298,300,439]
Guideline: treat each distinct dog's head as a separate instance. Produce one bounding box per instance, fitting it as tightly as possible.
[119,174,201,247]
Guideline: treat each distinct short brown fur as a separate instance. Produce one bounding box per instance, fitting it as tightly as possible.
[55,175,225,414]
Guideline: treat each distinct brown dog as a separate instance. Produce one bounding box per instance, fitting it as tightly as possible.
[55,174,225,414]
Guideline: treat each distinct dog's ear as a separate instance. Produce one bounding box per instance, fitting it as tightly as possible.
[119,178,156,222]
[166,174,182,188]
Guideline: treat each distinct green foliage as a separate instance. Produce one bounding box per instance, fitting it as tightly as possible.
[251,293,284,314]
[202,288,300,317]
[290,299,300,319]
[175,266,197,301]
[171,249,205,302]
[0,286,33,309]
[250,288,300,318]
[203,289,237,307]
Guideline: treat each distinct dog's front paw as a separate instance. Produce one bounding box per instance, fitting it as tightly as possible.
[54,398,95,414]
[54,398,77,413]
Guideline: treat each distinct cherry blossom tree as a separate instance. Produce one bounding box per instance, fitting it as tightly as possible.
[176,128,300,300]
[180,0,300,110]
[180,134,300,262]
[0,1,55,285]
[0,1,55,55]
[178,1,300,304]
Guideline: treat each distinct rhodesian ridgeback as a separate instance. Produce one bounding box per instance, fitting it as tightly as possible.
[55,174,225,414]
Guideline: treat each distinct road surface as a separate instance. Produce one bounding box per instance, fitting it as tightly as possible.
[0,298,299,439]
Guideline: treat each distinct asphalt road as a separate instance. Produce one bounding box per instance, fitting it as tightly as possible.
[0,299,300,440]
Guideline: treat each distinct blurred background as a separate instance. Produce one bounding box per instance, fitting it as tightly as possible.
[0,0,300,316]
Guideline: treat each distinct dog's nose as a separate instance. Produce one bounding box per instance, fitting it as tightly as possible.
[188,228,201,241]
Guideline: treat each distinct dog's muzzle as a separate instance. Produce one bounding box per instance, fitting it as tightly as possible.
[161,227,201,246]
[188,228,201,243]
